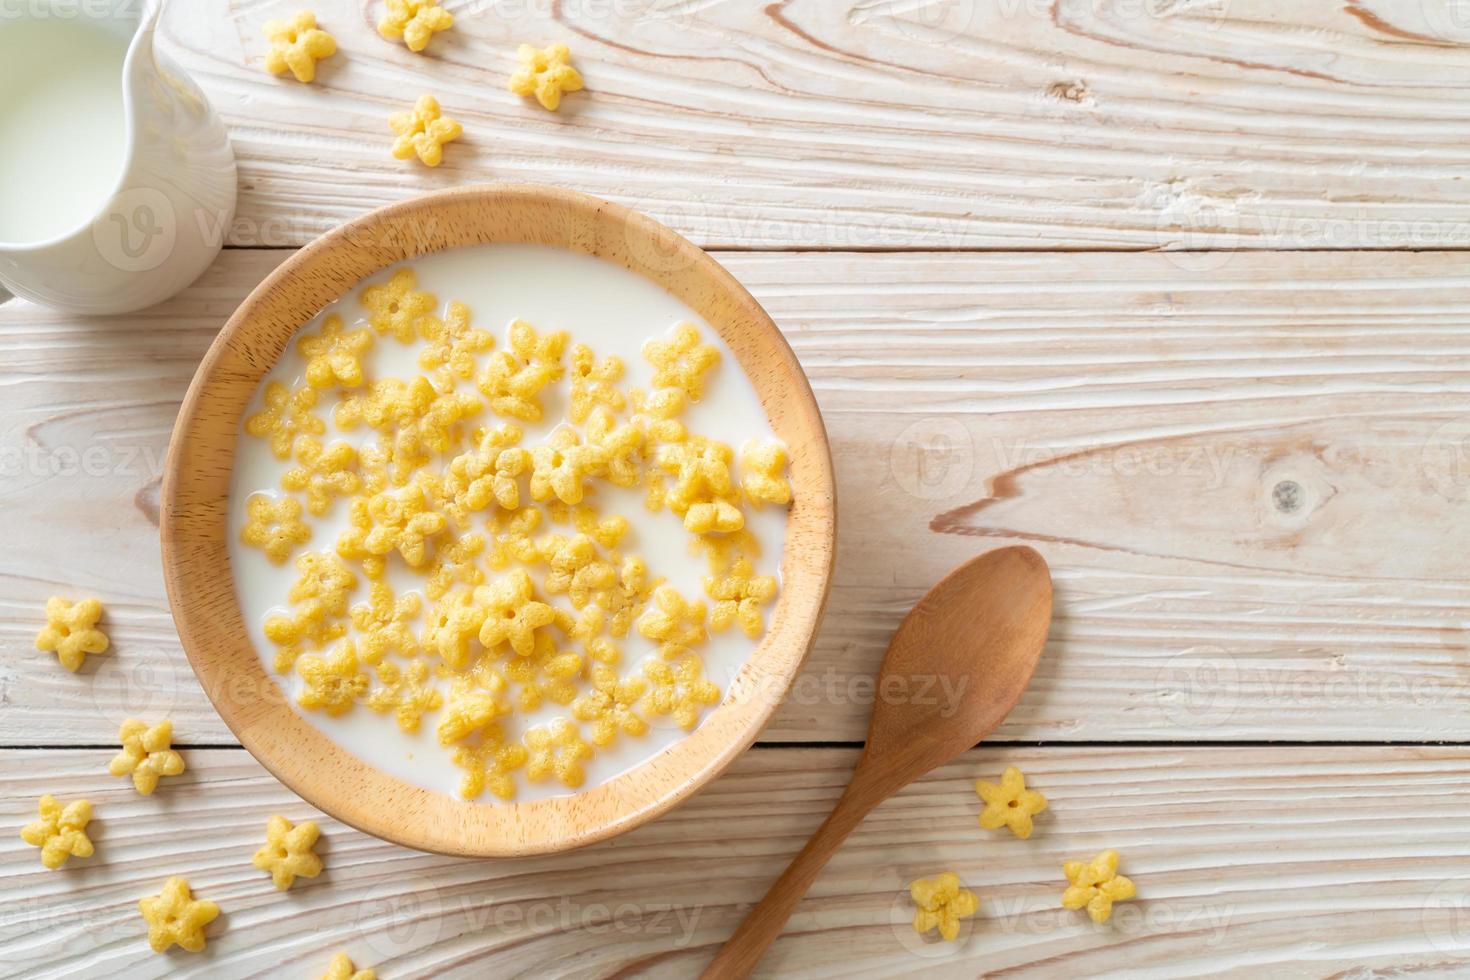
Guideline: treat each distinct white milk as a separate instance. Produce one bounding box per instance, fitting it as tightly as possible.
[0,18,129,243]
[228,244,788,803]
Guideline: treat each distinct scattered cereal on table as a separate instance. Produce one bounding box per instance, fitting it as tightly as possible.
[378,0,452,52]
[1061,849,1136,924]
[20,795,93,869]
[262,10,337,83]
[388,93,462,167]
[34,596,108,673]
[975,765,1047,839]
[320,951,376,980]
[252,814,323,891]
[508,42,583,111]
[910,871,978,941]
[139,877,219,953]
[109,719,185,796]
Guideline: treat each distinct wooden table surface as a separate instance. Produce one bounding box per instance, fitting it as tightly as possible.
[3,1,1470,977]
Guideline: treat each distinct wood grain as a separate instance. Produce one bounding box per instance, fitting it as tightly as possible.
[3,248,1468,746]
[155,0,1470,251]
[5,746,1470,978]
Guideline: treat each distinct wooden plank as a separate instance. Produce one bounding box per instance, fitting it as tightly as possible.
[157,0,1470,250]
[4,746,1470,977]
[2,249,1468,745]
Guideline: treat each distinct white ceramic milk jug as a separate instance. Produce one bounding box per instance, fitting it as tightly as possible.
[0,0,236,314]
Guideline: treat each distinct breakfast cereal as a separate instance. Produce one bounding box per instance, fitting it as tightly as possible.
[975,765,1047,839]
[321,952,376,980]
[252,814,323,890]
[263,11,337,83]
[242,494,313,562]
[1061,849,1136,923]
[139,877,218,953]
[388,94,461,167]
[229,244,789,802]
[20,795,94,869]
[909,871,978,941]
[508,43,583,111]
[34,596,108,672]
[377,0,452,52]
[108,719,185,796]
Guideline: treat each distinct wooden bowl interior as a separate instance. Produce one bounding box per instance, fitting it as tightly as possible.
[161,185,834,856]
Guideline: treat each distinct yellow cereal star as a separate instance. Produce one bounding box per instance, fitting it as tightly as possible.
[282,437,361,516]
[298,313,373,389]
[598,555,659,638]
[530,427,608,506]
[567,343,624,423]
[630,387,689,445]
[741,441,791,507]
[644,322,719,401]
[419,300,495,384]
[1062,849,1136,924]
[450,723,527,800]
[683,498,744,535]
[910,871,978,942]
[502,633,582,711]
[252,814,323,891]
[477,319,568,421]
[320,951,376,980]
[368,658,443,732]
[585,406,644,488]
[436,672,512,744]
[975,766,1048,839]
[705,556,777,638]
[524,717,593,788]
[20,795,94,870]
[297,640,371,716]
[263,10,337,83]
[653,436,739,528]
[139,877,219,954]
[641,653,720,730]
[441,423,527,526]
[486,506,542,569]
[540,532,617,609]
[475,569,556,657]
[108,719,185,796]
[349,581,423,663]
[508,42,584,112]
[571,664,648,746]
[424,588,488,669]
[360,268,437,343]
[241,493,312,563]
[377,0,452,52]
[636,584,707,659]
[337,489,447,569]
[423,531,487,600]
[265,551,356,671]
[34,596,108,672]
[245,380,325,460]
[389,93,462,167]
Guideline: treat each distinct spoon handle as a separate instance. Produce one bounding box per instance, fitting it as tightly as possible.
[701,783,880,979]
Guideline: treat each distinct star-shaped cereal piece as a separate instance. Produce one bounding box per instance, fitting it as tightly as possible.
[436,671,512,744]
[360,268,436,343]
[245,381,325,459]
[598,555,659,638]
[567,343,624,423]
[637,584,707,659]
[283,437,361,516]
[297,640,370,716]
[350,581,423,663]
[321,952,376,980]
[265,551,356,671]
[571,664,648,747]
[368,658,443,732]
[476,318,568,420]
[241,493,312,563]
[684,498,745,536]
[530,427,608,505]
[630,387,689,445]
[486,507,543,569]
[502,634,583,711]
[108,719,185,796]
[644,322,719,401]
[1062,849,1136,924]
[474,569,556,657]
[585,406,644,488]
[20,795,94,869]
[423,531,486,600]
[263,10,337,83]
[337,488,447,569]
[424,588,488,669]
[910,871,978,942]
[298,314,373,389]
[563,504,629,550]
[441,423,527,526]
[975,766,1048,839]
[540,532,618,609]
[705,556,777,638]
[377,0,452,52]
[451,724,528,800]
[640,653,720,730]
[508,43,584,111]
[34,596,108,672]
[389,93,462,167]
[252,814,323,891]
[524,717,593,788]
[741,441,792,507]
[139,877,219,953]
[419,300,495,384]
[654,436,739,528]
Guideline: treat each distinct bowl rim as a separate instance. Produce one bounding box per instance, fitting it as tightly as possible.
[160,183,836,856]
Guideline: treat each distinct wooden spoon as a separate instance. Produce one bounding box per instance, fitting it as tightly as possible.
[701,545,1053,978]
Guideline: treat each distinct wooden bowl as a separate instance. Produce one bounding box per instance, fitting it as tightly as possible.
[161,185,835,856]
